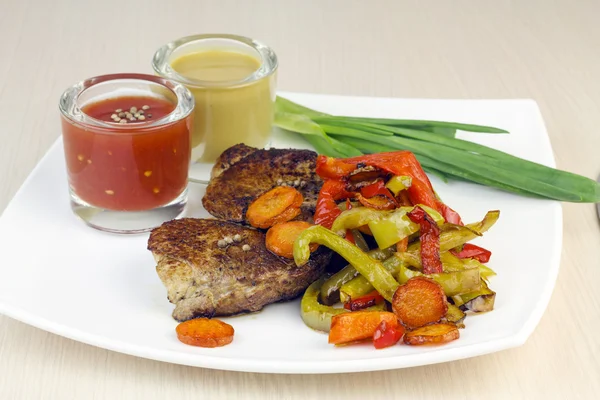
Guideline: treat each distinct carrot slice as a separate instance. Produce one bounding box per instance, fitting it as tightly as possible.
[329,311,399,345]
[266,221,318,258]
[246,187,303,229]
[392,277,448,329]
[403,323,459,345]
[176,318,234,348]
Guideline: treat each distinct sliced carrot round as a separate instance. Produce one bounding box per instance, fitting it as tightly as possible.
[246,187,304,229]
[392,276,448,329]
[176,318,234,348]
[403,323,459,345]
[266,221,318,259]
[329,311,400,345]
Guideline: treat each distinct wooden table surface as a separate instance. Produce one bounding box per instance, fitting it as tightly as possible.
[1,0,599,398]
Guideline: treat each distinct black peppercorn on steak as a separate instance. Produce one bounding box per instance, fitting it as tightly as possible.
[148,218,331,321]
[202,144,323,224]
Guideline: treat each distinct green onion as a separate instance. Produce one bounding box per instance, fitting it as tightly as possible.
[275,96,600,203]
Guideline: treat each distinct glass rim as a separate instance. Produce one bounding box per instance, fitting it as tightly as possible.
[58,73,195,134]
[151,33,278,88]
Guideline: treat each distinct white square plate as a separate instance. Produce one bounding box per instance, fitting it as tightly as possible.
[0,92,562,374]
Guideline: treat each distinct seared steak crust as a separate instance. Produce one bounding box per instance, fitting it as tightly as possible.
[202,145,323,224]
[148,218,330,321]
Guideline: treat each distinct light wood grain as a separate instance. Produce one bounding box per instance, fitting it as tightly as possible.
[1,0,599,398]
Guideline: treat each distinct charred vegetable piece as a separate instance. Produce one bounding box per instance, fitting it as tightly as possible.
[340,254,404,303]
[320,246,396,305]
[403,323,460,345]
[451,243,492,263]
[329,311,400,345]
[356,193,397,210]
[266,221,317,259]
[452,279,496,312]
[395,262,480,297]
[373,320,405,349]
[343,290,385,311]
[176,318,234,348]
[385,175,412,196]
[407,206,443,274]
[246,186,303,229]
[392,277,448,329]
[294,225,400,302]
[444,304,466,328]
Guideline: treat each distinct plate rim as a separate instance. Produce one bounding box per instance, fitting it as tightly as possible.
[0,94,563,374]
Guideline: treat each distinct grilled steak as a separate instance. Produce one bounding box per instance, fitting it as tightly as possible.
[148,218,331,321]
[202,144,323,224]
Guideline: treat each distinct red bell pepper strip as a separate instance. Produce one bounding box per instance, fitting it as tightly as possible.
[451,243,492,263]
[407,206,443,274]
[315,152,463,225]
[360,180,396,201]
[373,320,404,349]
[343,290,386,311]
[314,180,354,229]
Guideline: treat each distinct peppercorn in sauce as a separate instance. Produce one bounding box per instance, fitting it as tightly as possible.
[61,95,191,211]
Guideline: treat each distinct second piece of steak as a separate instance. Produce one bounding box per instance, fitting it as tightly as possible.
[202,144,323,224]
[148,218,331,321]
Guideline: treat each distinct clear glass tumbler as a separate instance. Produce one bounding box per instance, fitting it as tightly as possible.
[152,34,278,182]
[59,73,195,233]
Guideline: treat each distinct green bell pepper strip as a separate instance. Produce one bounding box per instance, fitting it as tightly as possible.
[319,246,395,305]
[407,210,499,255]
[294,225,400,302]
[397,249,496,279]
[451,279,496,312]
[331,205,444,236]
[394,263,480,297]
[339,255,404,303]
[301,277,386,332]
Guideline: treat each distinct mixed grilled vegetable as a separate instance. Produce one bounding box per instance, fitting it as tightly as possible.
[275,96,600,203]
[245,149,499,349]
[244,148,500,348]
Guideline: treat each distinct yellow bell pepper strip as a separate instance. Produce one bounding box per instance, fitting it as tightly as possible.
[385,175,412,196]
[294,225,400,302]
[407,206,443,274]
[394,263,480,297]
[319,246,395,305]
[301,277,386,332]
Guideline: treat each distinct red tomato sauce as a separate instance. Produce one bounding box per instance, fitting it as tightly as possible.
[62,96,192,211]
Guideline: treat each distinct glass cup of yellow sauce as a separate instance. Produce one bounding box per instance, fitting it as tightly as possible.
[152,34,278,182]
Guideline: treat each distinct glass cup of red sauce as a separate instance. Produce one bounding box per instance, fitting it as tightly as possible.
[59,73,194,233]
